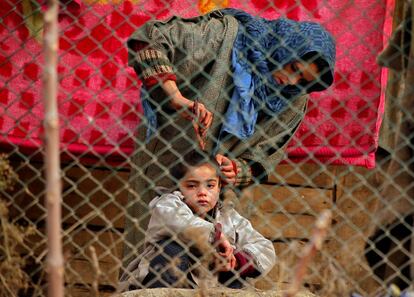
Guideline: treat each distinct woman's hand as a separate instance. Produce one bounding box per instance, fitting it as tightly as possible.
[163,80,213,131]
[170,97,212,130]
[215,154,238,185]
[170,96,212,149]
[191,101,213,139]
[162,80,213,149]
[169,95,193,119]
[191,101,213,150]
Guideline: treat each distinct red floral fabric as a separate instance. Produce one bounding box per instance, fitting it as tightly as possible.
[0,0,393,167]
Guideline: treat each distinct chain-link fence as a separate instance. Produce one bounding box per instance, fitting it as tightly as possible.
[1,0,413,296]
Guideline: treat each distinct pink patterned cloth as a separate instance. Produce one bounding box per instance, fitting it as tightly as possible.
[0,0,393,168]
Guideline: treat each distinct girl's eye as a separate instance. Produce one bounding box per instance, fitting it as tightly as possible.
[207,184,216,189]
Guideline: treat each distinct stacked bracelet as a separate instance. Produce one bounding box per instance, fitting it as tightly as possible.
[233,158,253,187]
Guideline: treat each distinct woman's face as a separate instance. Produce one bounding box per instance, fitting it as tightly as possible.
[178,164,220,218]
[272,61,319,86]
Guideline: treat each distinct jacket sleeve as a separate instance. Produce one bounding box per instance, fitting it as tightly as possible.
[220,94,308,185]
[231,209,276,277]
[127,18,179,87]
[127,11,237,89]
[146,193,215,241]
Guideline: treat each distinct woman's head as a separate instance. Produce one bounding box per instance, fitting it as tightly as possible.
[170,150,221,218]
[272,59,319,87]
[267,18,336,93]
[272,51,333,93]
[217,8,336,139]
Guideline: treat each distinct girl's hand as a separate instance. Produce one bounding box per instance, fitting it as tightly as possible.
[215,154,238,185]
[214,233,236,272]
[216,232,233,257]
[215,253,237,272]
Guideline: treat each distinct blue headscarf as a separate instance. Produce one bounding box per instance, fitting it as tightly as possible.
[220,8,336,139]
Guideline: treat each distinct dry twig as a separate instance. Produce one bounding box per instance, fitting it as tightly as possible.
[89,246,102,297]
[283,210,332,297]
[0,155,34,296]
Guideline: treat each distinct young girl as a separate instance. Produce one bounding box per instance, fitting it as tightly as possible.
[119,150,276,291]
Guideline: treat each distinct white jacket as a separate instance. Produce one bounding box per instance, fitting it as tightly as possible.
[119,191,276,289]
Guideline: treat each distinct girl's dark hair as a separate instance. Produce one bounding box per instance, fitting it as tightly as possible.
[169,150,221,181]
[170,150,222,222]
[299,51,333,92]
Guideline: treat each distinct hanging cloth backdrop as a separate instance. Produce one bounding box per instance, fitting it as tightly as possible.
[0,0,393,168]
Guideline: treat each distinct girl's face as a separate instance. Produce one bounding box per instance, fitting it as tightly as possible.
[178,164,220,218]
[272,61,319,86]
